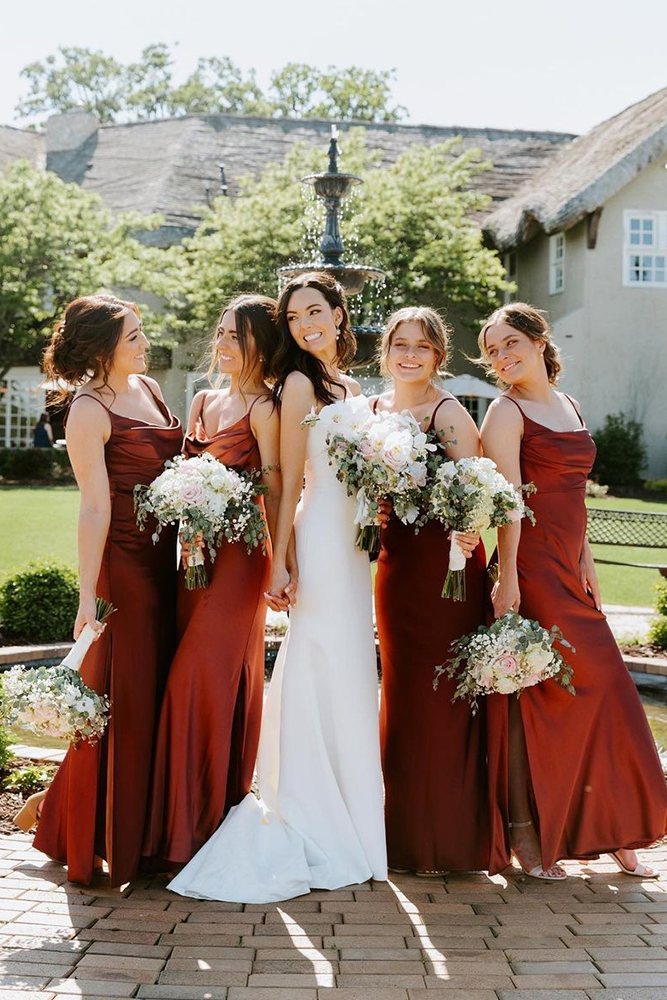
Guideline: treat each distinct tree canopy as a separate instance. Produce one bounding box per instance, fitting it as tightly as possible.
[0,160,173,378]
[16,46,407,125]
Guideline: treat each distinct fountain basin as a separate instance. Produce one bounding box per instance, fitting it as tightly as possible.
[303,172,362,201]
[278,262,385,296]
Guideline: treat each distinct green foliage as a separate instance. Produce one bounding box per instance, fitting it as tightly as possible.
[592,412,647,486]
[655,582,667,618]
[3,764,52,796]
[649,616,667,651]
[16,47,406,125]
[0,160,175,377]
[0,725,14,774]
[0,561,78,643]
[0,449,73,483]
[170,133,507,335]
[646,479,667,497]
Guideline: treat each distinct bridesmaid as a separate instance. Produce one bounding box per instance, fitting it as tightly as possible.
[479,302,667,880]
[373,307,490,875]
[143,294,280,867]
[32,295,182,887]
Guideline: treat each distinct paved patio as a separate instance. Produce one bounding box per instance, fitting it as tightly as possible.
[0,834,666,999]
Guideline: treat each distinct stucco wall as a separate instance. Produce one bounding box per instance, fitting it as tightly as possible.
[514,161,667,477]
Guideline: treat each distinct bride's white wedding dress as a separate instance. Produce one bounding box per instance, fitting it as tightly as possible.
[168,393,387,902]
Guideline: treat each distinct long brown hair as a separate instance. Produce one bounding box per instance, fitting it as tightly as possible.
[272,273,356,406]
[43,294,140,404]
[477,302,562,385]
[379,306,452,382]
[207,294,278,387]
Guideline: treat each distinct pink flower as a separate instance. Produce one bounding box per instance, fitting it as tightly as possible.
[181,483,204,505]
[494,652,519,676]
[359,438,375,459]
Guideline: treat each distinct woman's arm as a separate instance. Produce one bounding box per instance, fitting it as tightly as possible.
[65,399,112,639]
[185,390,207,437]
[266,373,315,608]
[45,422,54,444]
[480,398,524,618]
[251,397,282,544]
[435,401,482,556]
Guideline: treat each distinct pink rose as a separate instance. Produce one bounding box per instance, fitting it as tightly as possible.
[384,450,409,473]
[181,483,204,505]
[359,438,375,459]
[494,653,519,676]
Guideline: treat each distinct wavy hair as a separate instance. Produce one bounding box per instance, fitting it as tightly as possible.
[476,302,562,385]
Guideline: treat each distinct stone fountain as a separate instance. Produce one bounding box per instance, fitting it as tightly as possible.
[278,126,385,366]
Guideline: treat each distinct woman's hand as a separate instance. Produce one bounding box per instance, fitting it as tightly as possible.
[491,570,521,619]
[73,595,106,642]
[449,529,480,558]
[284,554,299,607]
[580,541,602,611]
[378,497,392,527]
[265,564,292,612]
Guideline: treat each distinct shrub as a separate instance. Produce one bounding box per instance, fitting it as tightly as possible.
[592,412,647,486]
[655,583,667,619]
[0,448,73,483]
[646,479,667,498]
[649,616,667,651]
[3,764,52,797]
[0,725,14,774]
[0,562,78,642]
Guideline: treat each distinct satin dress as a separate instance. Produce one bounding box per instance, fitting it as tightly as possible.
[142,401,270,866]
[34,379,182,887]
[376,397,491,872]
[487,394,667,873]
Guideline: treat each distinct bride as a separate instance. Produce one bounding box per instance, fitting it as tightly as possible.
[168,273,388,902]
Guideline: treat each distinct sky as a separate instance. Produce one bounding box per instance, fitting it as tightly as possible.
[2,0,666,136]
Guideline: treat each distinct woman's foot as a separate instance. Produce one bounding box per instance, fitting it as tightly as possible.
[388,866,410,874]
[14,789,47,832]
[610,849,658,879]
[415,870,446,877]
[510,820,566,880]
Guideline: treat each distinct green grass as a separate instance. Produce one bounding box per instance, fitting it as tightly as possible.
[0,486,78,580]
[1,485,665,607]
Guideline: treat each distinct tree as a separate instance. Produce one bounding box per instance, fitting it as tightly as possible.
[16,47,125,124]
[15,47,407,125]
[169,132,507,337]
[0,160,175,378]
[168,57,269,117]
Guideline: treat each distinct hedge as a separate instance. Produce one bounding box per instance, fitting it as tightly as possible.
[0,448,74,483]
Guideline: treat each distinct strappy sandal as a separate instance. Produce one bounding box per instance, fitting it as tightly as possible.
[509,820,567,881]
[14,790,46,833]
[610,851,660,879]
[415,870,446,877]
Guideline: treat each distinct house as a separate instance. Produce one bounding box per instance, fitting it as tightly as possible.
[0,109,573,446]
[484,86,667,477]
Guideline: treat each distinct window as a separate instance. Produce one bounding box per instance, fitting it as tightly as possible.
[549,233,565,294]
[503,251,517,304]
[624,211,667,287]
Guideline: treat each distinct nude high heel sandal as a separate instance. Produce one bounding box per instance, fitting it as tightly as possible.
[14,789,47,833]
[509,820,567,881]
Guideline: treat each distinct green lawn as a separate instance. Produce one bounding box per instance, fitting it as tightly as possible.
[0,486,78,580]
[1,485,665,607]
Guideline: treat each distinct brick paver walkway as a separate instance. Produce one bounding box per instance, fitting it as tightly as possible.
[0,834,666,998]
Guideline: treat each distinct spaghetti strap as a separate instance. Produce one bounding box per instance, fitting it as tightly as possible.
[370,396,379,415]
[563,392,584,427]
[68,392,111,412]
[137,375,170,420]
[427,395,457,433]
[499,393,524,415]
[246,393,268,420]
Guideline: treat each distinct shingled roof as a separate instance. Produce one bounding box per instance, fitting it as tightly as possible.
[5,112,572,246]
[0,125,43,170]
[484,86,667,251]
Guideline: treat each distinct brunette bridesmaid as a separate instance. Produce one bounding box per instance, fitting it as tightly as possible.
[143,295,280,867]
[32,295,182,886]
[479,302,667,880]
[374,307,491,875]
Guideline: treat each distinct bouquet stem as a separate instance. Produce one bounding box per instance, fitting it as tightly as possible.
[61,598,116,672]
[185,546,208,589]
[356,523,381,557]
[442,569,466,602]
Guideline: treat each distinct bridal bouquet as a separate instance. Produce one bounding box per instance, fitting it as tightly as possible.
[434,610,575,714]
[135,452,268,589]
[0,598,114,743]
[305,402,436,553]
[429,457,535,600]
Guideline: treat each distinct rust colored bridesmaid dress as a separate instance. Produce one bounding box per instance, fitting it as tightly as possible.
[376,398,491,872]
[143,399,270,867]
[34,380,182,887]
[487,395,667,874]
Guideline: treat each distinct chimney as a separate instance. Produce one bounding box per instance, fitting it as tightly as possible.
[46,109,99,156]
